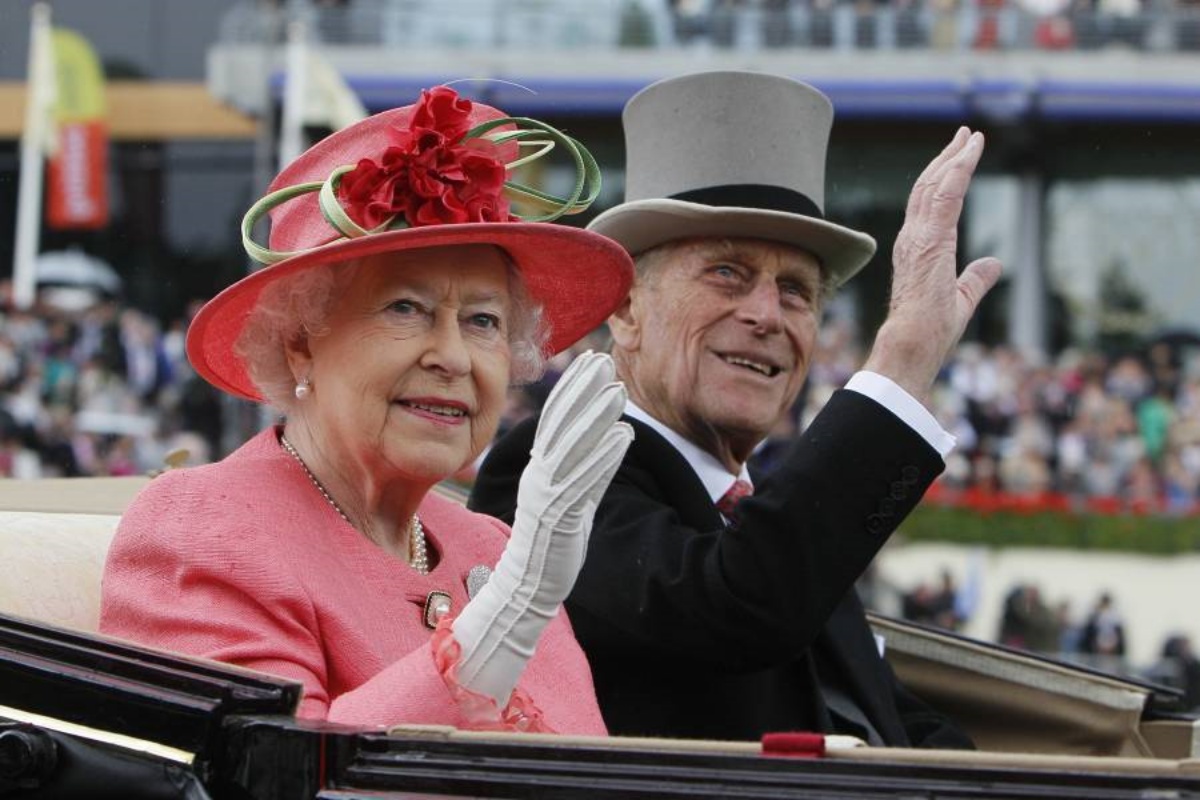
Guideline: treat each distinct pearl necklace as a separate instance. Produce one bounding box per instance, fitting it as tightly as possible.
[280,434,428,575]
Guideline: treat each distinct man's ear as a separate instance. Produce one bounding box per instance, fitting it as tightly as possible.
[284,333,314,384]
[607,287,644,353]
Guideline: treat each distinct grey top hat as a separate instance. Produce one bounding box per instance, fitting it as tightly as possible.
[588,70,876,289]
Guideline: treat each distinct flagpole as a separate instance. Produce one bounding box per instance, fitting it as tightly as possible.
[13,3,54,310]
[279,17,309,170]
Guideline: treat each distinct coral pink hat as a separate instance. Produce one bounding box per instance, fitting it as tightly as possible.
[187,86,633,402]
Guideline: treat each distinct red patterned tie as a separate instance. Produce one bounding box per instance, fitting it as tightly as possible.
[716,479,753,518]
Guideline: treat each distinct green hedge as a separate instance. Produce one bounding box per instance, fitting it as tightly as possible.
[900,505,1200,555]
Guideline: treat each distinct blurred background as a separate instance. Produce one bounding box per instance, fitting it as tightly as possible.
[1,0,1199,708]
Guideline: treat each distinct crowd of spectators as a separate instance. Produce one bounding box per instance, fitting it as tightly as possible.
[682,0,1200,52]
[231,0,1200,53]
[897,574,1200,711]
[900,568,967,630]
[991,581,1129,669]
[930,340,1200,516]
[751,319,1200,517]
[0,289,224,480]
[5,289,1200,519]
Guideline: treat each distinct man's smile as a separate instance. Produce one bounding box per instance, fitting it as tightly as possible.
[715,352,783,378]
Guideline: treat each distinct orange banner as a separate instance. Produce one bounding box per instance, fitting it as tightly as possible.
[46,28,108,230]
[47,120,107,228]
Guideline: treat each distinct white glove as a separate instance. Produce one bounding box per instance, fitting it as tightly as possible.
[452,351,633,707]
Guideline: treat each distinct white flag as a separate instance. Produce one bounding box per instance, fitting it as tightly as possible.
[304,49,367,132]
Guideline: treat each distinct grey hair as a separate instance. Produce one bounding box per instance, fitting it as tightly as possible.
[503,267,549,384]
[234,251,549,413]
[235,262,358,414]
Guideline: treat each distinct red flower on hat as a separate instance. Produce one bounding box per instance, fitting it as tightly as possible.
[338,86,512,230]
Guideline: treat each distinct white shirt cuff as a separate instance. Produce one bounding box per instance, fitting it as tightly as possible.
[844,371,955,459]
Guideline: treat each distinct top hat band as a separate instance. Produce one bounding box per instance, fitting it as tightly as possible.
[669,184,824,220]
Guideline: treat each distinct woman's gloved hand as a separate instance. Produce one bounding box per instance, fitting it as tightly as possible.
[452,351,633,707]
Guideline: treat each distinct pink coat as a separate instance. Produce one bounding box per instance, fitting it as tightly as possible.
[100,427,606,734]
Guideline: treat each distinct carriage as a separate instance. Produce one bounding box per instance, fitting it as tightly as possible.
[2,476,1198,798]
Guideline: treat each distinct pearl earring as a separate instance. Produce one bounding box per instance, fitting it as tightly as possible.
[294,377,311,400]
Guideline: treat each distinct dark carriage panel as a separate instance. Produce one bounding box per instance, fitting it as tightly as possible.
[2,613,1200,799]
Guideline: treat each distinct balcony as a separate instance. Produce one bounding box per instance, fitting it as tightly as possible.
[208,0,1200,120]
[217,0,1200,53]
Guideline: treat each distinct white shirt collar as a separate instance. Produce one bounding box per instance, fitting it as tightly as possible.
[624,400,752,505]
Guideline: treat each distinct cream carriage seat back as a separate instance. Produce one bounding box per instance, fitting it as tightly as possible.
[0,477,148,632]
[0,475,465,633]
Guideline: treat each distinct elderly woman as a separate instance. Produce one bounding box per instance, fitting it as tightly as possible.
[100,87,634,734]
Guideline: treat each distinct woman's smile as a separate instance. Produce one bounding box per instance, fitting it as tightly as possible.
[395,396,470,426]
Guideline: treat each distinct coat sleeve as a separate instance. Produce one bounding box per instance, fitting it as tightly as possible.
[472,390,944,673]
[99,473,547,731]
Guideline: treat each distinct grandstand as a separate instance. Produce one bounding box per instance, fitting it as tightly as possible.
[206,0,1200,361]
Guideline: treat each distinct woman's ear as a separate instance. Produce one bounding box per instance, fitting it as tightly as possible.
[607,289,642,353]
[284,333,313,385]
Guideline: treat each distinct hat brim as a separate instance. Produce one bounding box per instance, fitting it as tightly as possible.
[186,223,633,402]
[587,199,877,289]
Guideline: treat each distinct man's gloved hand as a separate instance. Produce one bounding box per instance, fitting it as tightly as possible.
[452,351,633,707]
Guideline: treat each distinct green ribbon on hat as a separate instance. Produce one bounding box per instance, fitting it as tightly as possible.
[241,116,603,266]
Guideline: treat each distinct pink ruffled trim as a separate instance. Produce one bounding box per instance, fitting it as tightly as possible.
[431,616,555,733]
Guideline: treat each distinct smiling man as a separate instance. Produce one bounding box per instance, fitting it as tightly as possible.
[470,71,1001,745]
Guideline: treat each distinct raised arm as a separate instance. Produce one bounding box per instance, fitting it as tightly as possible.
[863,127,1003,407]
[452,352,633,706]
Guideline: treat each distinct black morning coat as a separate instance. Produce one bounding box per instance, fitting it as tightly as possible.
[469,389,974,747]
